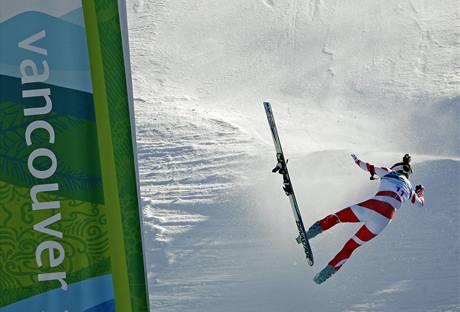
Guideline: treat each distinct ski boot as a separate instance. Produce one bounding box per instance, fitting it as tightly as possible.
[306,223,323,240]
[313,265,337,285]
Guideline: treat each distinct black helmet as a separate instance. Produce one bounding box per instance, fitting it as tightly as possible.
[391,154,413,178]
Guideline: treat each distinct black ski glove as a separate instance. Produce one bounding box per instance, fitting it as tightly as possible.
[415,184,424,197]
[403,154,411,164]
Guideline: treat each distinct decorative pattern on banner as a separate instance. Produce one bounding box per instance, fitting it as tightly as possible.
[0,1,149,311]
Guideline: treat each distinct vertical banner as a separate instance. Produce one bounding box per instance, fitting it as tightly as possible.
[0,1,149,311]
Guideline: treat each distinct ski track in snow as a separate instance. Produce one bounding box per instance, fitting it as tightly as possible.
[134,98,267,310]
[135,97,255,239]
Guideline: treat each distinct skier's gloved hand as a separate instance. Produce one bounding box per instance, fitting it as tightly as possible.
[403,154,412,164]
[351,154,358,162]
[415,184,424,197]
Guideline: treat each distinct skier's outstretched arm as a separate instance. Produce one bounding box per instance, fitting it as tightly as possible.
[350,154,391,177]
[411,185,425,208]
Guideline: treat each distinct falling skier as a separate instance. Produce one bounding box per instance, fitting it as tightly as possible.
[307,153,425,284]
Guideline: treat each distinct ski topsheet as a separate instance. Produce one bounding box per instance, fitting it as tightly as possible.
[263,102,314,266]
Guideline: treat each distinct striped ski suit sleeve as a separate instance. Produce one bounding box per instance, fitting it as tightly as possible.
[353,157,391,177]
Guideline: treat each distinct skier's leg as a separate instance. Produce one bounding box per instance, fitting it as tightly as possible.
[314,225,377,284]
[307,207,360,239]
[319,207,360,230]
[329,225,376,270]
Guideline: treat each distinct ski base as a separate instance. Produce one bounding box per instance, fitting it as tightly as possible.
[264,101,314,267]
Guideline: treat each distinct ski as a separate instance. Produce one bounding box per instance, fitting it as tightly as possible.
[263,102,314,266]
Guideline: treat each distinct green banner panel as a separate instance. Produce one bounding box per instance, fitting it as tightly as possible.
[0,1,149,311]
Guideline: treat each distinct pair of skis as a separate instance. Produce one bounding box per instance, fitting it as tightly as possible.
[263,102,314,266]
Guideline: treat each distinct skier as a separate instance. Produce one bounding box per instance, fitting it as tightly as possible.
[307,153,425,284]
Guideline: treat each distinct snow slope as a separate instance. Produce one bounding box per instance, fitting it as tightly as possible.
[126,0,459,311]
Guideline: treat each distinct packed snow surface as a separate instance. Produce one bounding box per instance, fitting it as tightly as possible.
[126,0,459,311]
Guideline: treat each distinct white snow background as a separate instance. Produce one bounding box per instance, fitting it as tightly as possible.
[126,0,459,311]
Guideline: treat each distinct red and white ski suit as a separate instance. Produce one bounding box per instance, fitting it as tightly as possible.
[316,157,425,271]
